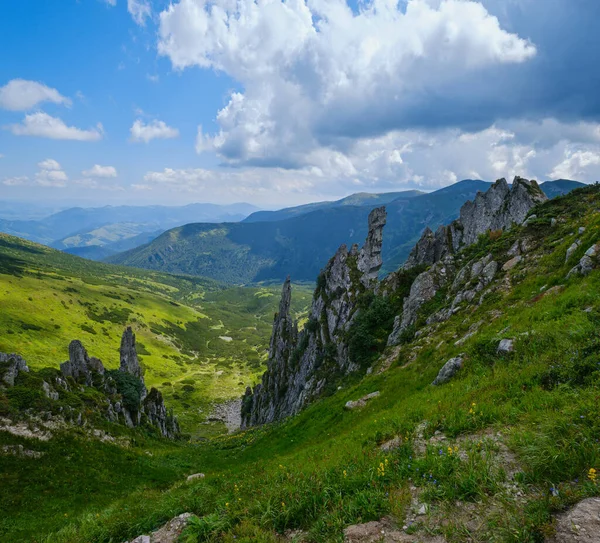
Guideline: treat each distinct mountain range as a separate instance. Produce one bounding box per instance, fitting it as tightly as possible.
[0,202,260,258]
[107,179,585,284]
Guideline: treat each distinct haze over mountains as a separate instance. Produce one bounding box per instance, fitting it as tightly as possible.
[0,202,260,260]
[107,179,585,284]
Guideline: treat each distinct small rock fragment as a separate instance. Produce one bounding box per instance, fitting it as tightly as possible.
[497,339,514,354]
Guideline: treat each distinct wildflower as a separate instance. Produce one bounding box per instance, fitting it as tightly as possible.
[225,502,229,507]
[588,468,597,483]
[447,447,453,455]
[343,470,347,478]
[282,502,286,508]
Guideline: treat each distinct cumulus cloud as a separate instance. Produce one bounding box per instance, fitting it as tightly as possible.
[130,119,179,142]
[0,79,71,111]
[550,150,600,180]
[82,164,118,178]
[3,176,28,187]
[159,0,536,168]
[8,112,103,141]
[38,158,62,171]
[128,0,152,26]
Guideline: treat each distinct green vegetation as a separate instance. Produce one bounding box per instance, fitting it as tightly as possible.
[0,234,312,434]
[1,184,600,542]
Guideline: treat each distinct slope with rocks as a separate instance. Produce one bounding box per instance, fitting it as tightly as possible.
[241,207,387,427]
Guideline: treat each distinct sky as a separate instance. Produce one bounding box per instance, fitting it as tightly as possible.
[0,0,599,208]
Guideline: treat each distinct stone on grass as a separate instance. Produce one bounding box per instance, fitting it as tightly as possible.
[187,473,205,481]
[497,339,514,354]
[547,497,600,542]
[502,255,522,271]
[345,391,380,410]
[432,357,464,386]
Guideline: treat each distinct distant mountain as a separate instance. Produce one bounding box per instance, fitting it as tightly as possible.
[108,179,584,285]
[243,190,424,223]
[63,230,163,261]
[0,202,260,254]
[539,179,586,198]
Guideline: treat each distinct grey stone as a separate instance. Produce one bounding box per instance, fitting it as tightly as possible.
[502,255,522,271]
[42,381,59,401]
[187,473,205,481]
[432,357,464,385]
[344,391,380,410]
[0,353,29,387]
[547,497,600,542]
[565,240,581,263]
[567,243,600,278]
[579,226,586,234]
[357,207,386,287]
[143,388,180,438]
[498,339,514,354]
[120,327,143,381]
[60,340,100,386]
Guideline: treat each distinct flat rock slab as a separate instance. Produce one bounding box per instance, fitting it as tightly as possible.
[547,498,600,542]
[344,518,445,542]
[345,391,380,410]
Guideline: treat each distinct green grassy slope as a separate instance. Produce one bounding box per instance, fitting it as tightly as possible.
[8,185,598,543]
[0,234,312,434]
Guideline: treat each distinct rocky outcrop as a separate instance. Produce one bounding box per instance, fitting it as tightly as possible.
[432,356,464,385]
[60,340,104,386]
[388,178,544,346]
[404,177,547,270]
[142,388,180,439]
[242,207,387,427]
[547,497,600,542]
[0,353,29,387]
[567,243,600,278]
[120,327,144,381]
[344,391,380,410]
[126,513,196,543]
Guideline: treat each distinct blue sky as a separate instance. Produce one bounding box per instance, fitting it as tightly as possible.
[1,0,599,208]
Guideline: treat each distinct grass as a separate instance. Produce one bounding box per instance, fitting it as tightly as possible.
[2,186,600,541]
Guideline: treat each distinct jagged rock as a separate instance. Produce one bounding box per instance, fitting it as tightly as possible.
[432,356,464,385]
[120,327,143,381]
[142,388,180,438]
[0,353,29,387]
[388,257,455,345]
[357,207,386,287]
[502,255,522,271]
[242,208,387,427]
[42,381,59,400]
[547,497,600,542]
[404,177,547,270]
[497,339,514,353]
[60,340,102,386]
[567,243,600,278]
[344,391,380,410]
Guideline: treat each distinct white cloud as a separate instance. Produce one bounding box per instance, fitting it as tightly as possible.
[130,119,179,142]
[128,0,152,26]
[104,0,117,6]
[82,164,118,178]
[0,79,71,111]
[158,0,536,168]
[74,178,125,191]
[35,166,68,188]
[38,158,62,171]
[3,176,28,187]
[8,112,103,141]
[550,150,600,180]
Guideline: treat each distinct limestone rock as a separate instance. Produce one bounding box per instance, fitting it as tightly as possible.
[567,243,600,278]
[187,473,205,481]
[142,388,180,438]
[42,381,59,400]
[126,513,195,543]
[565,240,581,263]
[497,339,514,354]
[0,353,29,387]
[547,497,600,542]
[380,436,402,451]
[432,356,464,385]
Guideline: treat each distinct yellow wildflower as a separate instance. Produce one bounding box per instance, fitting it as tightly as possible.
[588,468,597,483]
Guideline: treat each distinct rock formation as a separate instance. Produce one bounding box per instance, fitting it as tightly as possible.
[120,327,144,381]
[403,177,547,269]
[142,388,180,439]
[60,340,105,386]
[0,353,29,387]
[388,178,545,346]
[242,207,387,427]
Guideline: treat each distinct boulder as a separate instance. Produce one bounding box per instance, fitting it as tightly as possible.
[497,339,514,354]
[502,255,522,271]
[432,356,464,385]
[126,513,195,543]
[187,473,205,481]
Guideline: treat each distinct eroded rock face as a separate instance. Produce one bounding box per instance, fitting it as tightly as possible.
[0,353,29,387]
[404,177,547,270]
[120,327,143,381]
[242,207,387,427]
[142,388,180,439]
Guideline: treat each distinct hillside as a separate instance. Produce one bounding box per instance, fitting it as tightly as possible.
[3,183,600,542]
[0,234,312,434]
[108,180,583,285]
